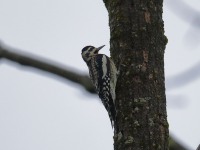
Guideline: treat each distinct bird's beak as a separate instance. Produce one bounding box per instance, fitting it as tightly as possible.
[97,45,105,51]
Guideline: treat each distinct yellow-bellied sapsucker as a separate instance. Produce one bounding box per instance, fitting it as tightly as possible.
[81,45,117,128]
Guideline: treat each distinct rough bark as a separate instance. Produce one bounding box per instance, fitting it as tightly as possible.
[103,0,169,150]
[0,43,190,150]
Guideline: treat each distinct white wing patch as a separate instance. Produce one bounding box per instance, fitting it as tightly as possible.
[109,59,117,104]
[102,55,107,79]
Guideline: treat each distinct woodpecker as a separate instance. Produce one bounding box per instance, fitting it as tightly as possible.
[81,45,117,128]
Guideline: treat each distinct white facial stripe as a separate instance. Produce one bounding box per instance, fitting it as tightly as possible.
[82,47,94,56]
[82,50,88,56]
[89,47,94,51]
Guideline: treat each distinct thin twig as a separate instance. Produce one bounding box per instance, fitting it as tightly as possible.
[0,42,95,94]
[0,42,191,149]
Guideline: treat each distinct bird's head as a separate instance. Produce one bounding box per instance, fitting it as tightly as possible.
[81,45,105,62]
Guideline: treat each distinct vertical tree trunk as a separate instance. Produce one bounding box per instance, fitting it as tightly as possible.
[103,0,169,150]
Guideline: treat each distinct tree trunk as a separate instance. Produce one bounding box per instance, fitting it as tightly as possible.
[103,0,169,150]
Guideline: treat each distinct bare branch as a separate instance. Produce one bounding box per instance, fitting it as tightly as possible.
[166,0,200,47]
[0,41,190,149]
[166,0,200,27]
[1,40,200,93]
[197,144,200,150]
[0,42,95,94]
[166,62,200,90]
[169,136,190,150]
